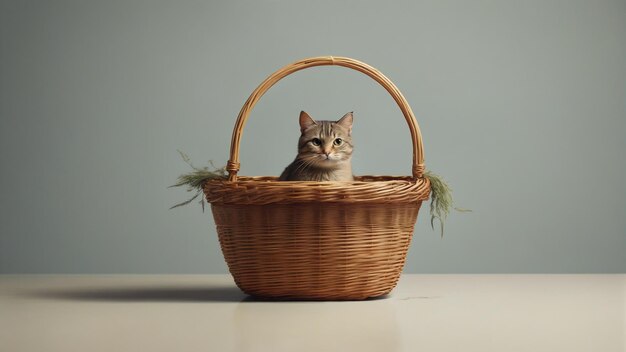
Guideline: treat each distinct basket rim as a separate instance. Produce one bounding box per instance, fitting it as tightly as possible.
[204,175,430,205]
[207,175,420,184]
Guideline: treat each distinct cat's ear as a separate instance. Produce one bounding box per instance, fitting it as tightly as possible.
[299,111,317,133]
[336,112,353,134]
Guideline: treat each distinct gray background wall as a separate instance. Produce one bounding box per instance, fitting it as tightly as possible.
[1,0,624,274]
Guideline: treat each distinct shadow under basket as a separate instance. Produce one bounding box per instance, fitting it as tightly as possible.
[204,56,431,300]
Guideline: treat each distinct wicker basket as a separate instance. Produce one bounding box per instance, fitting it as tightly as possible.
[204,56,430,300]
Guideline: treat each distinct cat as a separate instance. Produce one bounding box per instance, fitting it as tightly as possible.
[279,111,354,181]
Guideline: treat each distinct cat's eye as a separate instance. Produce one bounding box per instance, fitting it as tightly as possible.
[333,138,343,146]
[311,138,321,146]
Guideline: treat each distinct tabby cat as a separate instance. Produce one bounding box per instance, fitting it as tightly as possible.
[279,111,354,181]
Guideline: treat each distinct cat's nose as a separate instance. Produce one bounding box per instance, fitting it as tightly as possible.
[324,152,330,158]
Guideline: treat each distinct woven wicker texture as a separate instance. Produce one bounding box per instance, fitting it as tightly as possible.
[212,203,422,300]
[204,56,430,300]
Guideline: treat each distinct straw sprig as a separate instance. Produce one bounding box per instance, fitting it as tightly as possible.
[424,170,471,237]
[169,150,227,211]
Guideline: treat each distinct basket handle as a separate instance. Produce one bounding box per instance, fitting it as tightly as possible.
[226,56,425,181]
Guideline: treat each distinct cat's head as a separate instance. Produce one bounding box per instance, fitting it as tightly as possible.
[297,111,353,169]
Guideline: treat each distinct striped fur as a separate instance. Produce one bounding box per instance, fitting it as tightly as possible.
[279,111,354,181]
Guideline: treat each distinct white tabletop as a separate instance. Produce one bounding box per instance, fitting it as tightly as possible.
[1,274,624,352]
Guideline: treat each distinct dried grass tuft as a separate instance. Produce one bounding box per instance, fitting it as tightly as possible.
[424,170,471,237]
[169,151,226,211]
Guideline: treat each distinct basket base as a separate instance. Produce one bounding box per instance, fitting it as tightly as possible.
[235,278,398,301]
[241,291,392,301]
